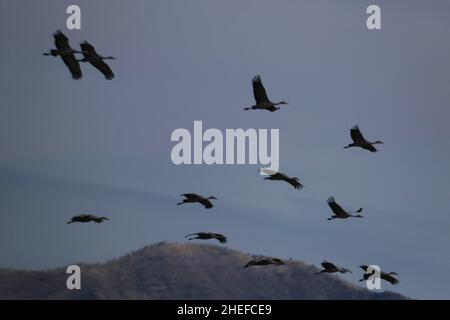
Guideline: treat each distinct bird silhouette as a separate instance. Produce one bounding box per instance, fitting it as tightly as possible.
[178,193,217,209]
[359,265,400,285]
[344,125,383,152]
[315,261,352,275]
[67,214,109,224]
[327,197,363,220]
[260,168,303,190]
[184,232,227,243]
[79,41,116,80]
[244,257,285,268]
[245,75,288,112]
[43,30,82,80]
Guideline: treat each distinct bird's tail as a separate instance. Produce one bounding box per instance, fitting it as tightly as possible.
[315,270,325,275]
[66,221,74,224]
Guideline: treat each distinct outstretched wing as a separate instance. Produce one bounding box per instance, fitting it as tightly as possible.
[213,233,227,243]
[184,232,200,238]
[252,75,270,104]
[272,258,284,264]
[80,42,115,80]
[261,168,278,176]
[327,197,347,217]
[382,273,400,285]
[365,144,378,152]
[53,30,82,80]
[181,193,199,199]
[286,177,303,190]
[244,259,256,268]
[321,261,336,270]
[199,198,213,209]
[350,125,366,143]
[54,30,70,51]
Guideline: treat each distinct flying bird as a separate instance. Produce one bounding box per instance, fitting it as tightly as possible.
[43,30,82,80]
[260,168,304,190]
[67,214,109,224]
[315,261,351,275]
[184,232,227,243]
[177,193,217,209]
[327,197,363,220]
[244,257,285,268]
[79,41,116,80]
[359,265,400,285]
[344,125,383,152]
[245,75,288,112]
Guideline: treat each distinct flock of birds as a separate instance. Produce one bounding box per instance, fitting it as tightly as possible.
[43,30,116,80]
[46,30,398,289]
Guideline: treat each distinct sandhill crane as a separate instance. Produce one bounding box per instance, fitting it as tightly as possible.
[79,41,115,80]
[359,265,400,285]
[67,214,109,224]
[327,197,363,220]
[344,125,383,152]
[184,232,227,243]
[315,261,351,275]
[43,30,82,80]
[260,168,303,190]
[244,75,287,112]
[177,193,217,209]
[244,257,285,268]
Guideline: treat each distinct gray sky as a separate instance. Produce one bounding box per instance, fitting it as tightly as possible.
[1,0,450,299]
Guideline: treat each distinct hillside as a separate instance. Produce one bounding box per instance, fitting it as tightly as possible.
[0,242,406,300]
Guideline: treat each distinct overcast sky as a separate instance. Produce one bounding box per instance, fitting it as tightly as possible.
[1,0,450,299]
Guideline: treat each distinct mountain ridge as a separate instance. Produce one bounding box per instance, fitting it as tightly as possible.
[0,242,407,300]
